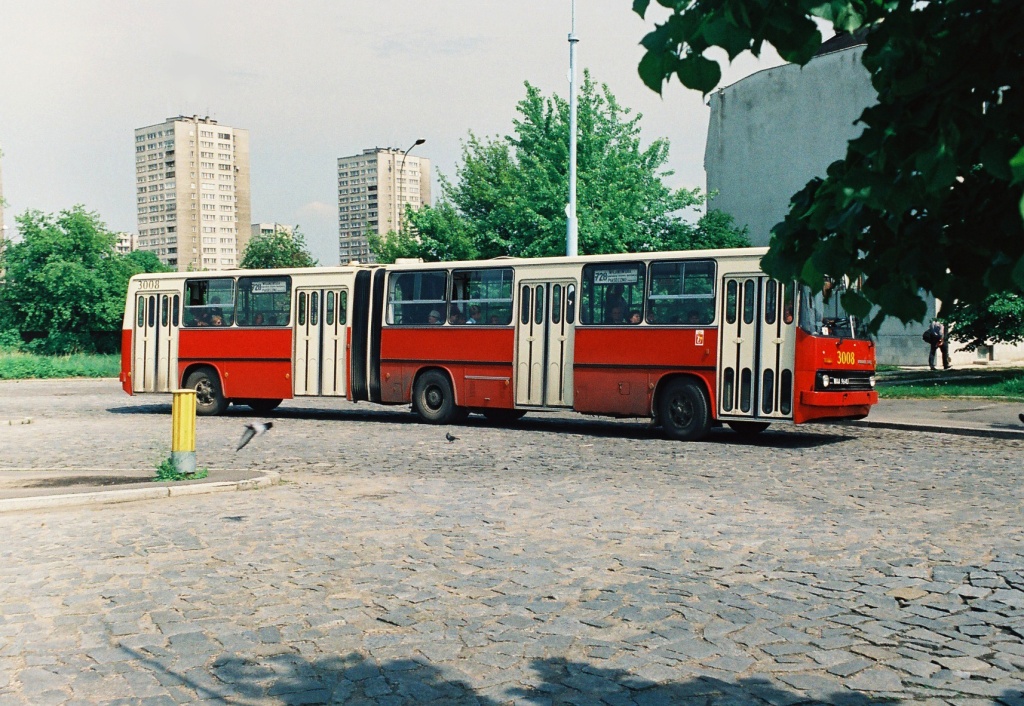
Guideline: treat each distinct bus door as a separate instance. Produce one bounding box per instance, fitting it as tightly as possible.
[717,276,796,420]
[132,291,180,393]
[515,281,576,407]
[293,287,348,396]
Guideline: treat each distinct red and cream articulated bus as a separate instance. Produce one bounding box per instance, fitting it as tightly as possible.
[120,248,877,440]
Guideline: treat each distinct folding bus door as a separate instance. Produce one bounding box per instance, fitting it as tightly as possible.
[717,276,795,421]
[755,280,796,420]
[294,287,348,396]
[132,290,180,393]
[515,281,576,408]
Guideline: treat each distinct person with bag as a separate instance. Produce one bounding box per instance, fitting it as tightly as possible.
[922,320,950,370]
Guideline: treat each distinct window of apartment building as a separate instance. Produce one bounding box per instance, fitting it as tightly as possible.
[200,130,214,137]
[201,141,214,147]
[201,151,214,158]
[201,161,214,168]
[202,172,214,179]
[218,133,231,140]
[218,175,232,181]
[217,153,231,161]
[218,164,232,171]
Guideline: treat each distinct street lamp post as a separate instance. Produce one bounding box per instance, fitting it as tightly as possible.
[395,138,426,235]
[566,0,579,257]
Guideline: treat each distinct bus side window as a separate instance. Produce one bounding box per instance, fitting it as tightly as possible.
[450,267,514,325]
[183,278,236,327]
[647,260,716,325]
[386,271,447,325]
[581,262,645,325]
[236,276,291,327]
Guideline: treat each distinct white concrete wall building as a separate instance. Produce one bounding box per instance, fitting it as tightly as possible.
[134,116,251,272]
[338,147,431,263]
[251,222,294,239]
[704,41,1024,366]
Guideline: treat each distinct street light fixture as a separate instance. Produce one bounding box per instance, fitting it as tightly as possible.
[395,138,426,235]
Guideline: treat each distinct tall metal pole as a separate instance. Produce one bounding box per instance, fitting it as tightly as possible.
[396,138,425,235]
[566,0,579,257]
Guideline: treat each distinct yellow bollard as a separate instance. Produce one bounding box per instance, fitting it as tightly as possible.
[171,389,197,474]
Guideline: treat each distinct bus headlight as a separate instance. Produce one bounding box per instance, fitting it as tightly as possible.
[869,375,876,388]
[821,374,830,388]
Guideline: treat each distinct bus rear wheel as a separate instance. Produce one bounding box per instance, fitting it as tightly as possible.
[185,368,228,416]
[727,420,770,435]
[482,408,527,424]
[658,379,711,441]
[413,370,463,425]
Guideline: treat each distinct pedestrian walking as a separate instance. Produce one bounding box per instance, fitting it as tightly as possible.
[923,320,950,370]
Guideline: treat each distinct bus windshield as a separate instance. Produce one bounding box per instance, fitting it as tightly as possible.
[799,278,868,339]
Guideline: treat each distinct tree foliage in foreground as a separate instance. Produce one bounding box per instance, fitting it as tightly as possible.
[239,226,318,269]
[633,0,1024,334]
[0,206,170,354]
[371,72,748,263]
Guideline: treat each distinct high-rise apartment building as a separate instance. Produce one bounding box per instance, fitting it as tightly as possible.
[134,116,251,271]
[337,147,431,263]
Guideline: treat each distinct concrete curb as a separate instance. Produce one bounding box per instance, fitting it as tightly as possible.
[0,472,280,513]
[844,420,1024,441]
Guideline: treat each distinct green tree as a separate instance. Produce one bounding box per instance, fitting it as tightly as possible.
[0,206,170,354]
[239,226,318,269]
[633,0,1023,333]
[371,72,747,263]
[943,293,1024,352]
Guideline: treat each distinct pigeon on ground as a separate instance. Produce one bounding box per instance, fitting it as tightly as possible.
[237,421,273,451]
[1019,413,1024,426]
[445,431,459,443]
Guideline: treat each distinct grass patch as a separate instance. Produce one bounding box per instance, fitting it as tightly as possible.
[877,368,1024,401]
[0,349,120,379]
[154,458,209,483]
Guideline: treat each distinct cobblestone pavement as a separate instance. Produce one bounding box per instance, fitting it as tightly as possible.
[1,379,1022,705]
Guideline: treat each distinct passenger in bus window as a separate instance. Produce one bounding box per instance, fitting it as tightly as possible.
[210,313,225,326]
[253,313,265,325]
[467,305,481,324]
[428,310,442,325]
[604,285,627,322]
[783,300,794,324]
[607,303,627,324]
[628,310,642,325]
[449,309,466,325]
[489,314,501,325]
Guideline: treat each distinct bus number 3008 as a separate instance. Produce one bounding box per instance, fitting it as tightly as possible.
[138,280,161,291]
[837,351,856,365]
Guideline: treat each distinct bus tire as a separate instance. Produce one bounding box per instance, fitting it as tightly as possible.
[185,368,228,416]
[412,370,459,425]
[482,409,527,424]
[248,399,282,414]
[727,420,770,435]
[658,379,711,441]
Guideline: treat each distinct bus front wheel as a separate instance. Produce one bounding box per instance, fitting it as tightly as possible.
[658,379,711,441]
[413,370,462,425]
[185,368,228,416]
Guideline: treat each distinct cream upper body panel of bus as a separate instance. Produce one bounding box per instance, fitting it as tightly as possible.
[122,265,379,329]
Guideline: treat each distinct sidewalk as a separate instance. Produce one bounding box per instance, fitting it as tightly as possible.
[848,398,1024,439]
[0,468,280,512]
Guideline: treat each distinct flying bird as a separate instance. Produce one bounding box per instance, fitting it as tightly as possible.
[237,421,273,451]
[445,431,459,443]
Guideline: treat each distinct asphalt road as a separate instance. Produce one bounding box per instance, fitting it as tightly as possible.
[0,379,1022,705]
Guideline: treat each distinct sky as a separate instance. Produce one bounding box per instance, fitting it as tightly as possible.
[0,1,783,265]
